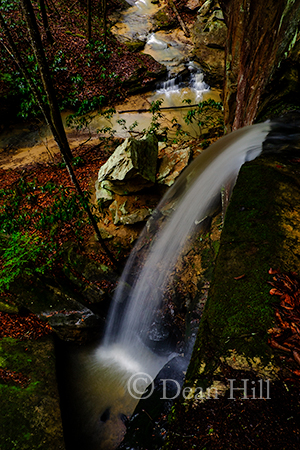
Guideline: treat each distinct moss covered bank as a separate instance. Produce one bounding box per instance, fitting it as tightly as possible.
[165,151,300,448]
[0,335,65,449]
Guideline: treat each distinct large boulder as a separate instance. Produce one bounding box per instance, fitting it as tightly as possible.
[157,144,192,186]
[191,0,227,87]
[95,134,158,198]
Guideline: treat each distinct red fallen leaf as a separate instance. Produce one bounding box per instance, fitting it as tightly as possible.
[281,341,299,350]
[268,338,291,352]
[269,268,280,274]
[270,288,283,296]
[234,274,245,280]
[293,350,300,366]
[291,323,300,335]
[281,293,295,305]
[292,369,300,377]
[280,301,294,311]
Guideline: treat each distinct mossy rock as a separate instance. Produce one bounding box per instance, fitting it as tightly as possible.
[123,40,145,52]
[151,6,177,30]
[163,149,300,449]
[186,153,300,386]
[0,336,65,449]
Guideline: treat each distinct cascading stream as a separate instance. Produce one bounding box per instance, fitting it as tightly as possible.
[61,119,300,450]
[103,122,272,353]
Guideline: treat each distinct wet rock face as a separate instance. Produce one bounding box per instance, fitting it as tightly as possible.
[157,144,192,186]
[93,138,199,248]
[219,0,300,131]
[191,0,227,88]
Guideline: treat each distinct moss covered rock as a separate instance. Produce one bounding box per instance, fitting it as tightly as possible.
[0,336,65,450]
[187,153,300,384]
[165,151,300,448]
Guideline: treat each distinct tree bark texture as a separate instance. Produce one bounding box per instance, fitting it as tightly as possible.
[87,0,91,41]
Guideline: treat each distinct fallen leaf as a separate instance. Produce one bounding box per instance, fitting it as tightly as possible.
[234,274,245,280]
[268,338,291,353]
[269,268,280,274]
[293,350,300,366]
[270,288,283,296]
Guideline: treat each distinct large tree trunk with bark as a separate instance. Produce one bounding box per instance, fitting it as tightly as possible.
[87,0,91,41]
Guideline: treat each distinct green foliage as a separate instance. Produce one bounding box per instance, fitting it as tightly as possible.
[86,39,112,64]
[0,0,17,12]
[0,52,45,119]
[51,50,68,73]
[66,95,106,131]
[145,98,165,135]
[0,232,51,291]
[183,98,224,136]
[0,177,91,290]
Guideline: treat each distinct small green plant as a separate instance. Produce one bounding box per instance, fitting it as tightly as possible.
[147,98,164,135]
[0,177,94,291]
[0,232,53,291]
[183,99,224,138]
[51,50,68,73]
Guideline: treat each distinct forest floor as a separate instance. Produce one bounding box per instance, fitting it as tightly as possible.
[0,0,197,124]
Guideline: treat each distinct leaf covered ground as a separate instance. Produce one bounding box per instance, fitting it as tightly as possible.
[0,0,167,121]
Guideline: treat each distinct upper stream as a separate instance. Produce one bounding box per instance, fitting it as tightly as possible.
[0,0,220,169]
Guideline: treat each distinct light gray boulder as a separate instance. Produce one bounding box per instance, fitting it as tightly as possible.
[95,134,158,197]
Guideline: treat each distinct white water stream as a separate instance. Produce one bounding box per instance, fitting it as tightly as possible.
[64,122,276,450]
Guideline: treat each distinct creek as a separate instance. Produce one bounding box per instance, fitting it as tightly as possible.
[0,0,221,169]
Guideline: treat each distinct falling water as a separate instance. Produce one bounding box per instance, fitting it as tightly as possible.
[71,123,271,450]
[103,122,272,356]
[60,119,300,450]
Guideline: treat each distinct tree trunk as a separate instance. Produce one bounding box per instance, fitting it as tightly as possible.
[2,2,120,269]
[87,0,91,41]
[20,0,73,163]
[99,0,107,44]
[38,0,54,44]
[168,0,189,38]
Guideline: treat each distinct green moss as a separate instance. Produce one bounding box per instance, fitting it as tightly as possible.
[0,337,64,449]
[123,40,145,52]
[186,154,300,385]
[152,7,176,30]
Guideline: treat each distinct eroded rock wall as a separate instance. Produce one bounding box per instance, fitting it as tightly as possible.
[219,0,300,131]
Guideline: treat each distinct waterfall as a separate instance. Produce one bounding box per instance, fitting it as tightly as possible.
[64,118,300,450]
[102,123,272,357]
[156,60,210,100]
